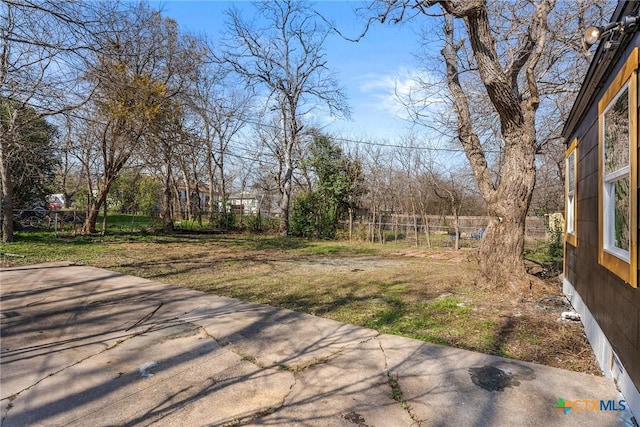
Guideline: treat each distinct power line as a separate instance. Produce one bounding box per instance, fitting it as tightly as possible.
[235,115,472,153]
[16,89,501,157]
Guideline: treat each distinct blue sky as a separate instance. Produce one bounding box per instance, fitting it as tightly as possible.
[154,0,444,142]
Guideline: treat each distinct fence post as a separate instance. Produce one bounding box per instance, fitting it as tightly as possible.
[425,216,431,249]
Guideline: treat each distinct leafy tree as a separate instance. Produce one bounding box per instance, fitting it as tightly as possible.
[108,172,162,215]
[291,133,365,238]
[0,100,58,210]
[109,171,143,213]
[137,175,162,216]
[290,191,329,238]
[83,57,168,233]
[82,6,204,234]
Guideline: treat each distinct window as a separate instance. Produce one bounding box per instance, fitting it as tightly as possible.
[565,138,577,247]
[603,85,631,257]
[598,48,638,287]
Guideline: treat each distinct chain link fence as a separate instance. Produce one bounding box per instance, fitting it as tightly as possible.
[7,209,557,250]
[12,209,85,235]
[340,215,552,248]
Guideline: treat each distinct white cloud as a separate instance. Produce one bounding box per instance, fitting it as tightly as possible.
[357,67,447,120]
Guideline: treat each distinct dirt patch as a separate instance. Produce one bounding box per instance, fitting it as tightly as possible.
[392,248,472,263]
[285,257,405,271]
[470,276,601,375]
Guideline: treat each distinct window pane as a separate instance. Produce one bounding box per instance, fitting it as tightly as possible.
[568,152,575,189]
[604,87,629,175]
[614,177,630,251]
[567,194,575,234]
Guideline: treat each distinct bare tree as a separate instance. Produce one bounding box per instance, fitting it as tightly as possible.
[55,117,86,209]
[82,7,204,233]
[367,0,612,291]
[360,143,395,243]
[147,100,186,232]
[188,63,253,221]
[0,0,106,241]
[222,0,350,235]
[393,135,439,246]
[431,168,475,251]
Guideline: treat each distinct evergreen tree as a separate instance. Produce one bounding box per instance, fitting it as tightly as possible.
[0,99,58,210]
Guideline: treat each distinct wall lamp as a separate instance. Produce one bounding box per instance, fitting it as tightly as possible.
[583,12,639,50]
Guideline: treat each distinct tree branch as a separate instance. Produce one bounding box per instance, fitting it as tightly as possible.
[441,14,496,201]
[526,0,553,110]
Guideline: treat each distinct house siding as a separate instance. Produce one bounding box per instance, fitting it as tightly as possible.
[565,34,640,391]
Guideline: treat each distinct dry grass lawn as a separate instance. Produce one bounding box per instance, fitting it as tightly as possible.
[1,233,600,374]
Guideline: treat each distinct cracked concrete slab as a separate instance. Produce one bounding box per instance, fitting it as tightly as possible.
[3,320,294,426]
[204,310,377,370]
[379,334,622,427]
[1,263,628,426]
[253,336,414,426]
[1,264,165,399]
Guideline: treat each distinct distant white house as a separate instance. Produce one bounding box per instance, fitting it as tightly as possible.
[228,192,262,215]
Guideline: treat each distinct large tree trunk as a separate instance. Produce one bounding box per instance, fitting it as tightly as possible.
[1,114,17,243]
[480,215,527,288]
[279,167,292,236]
[218,143,227,205]
[184,181,193,221]
[84,202,99,234]
[207,141,216,225]
[279,132,294,236]
[439,6,546,292]
[479,133,537,288]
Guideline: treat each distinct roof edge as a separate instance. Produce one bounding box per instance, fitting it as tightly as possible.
[561,1,637,141]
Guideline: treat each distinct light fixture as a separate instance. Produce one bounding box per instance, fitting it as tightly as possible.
[583,26,603,46]
[583,11,639,49]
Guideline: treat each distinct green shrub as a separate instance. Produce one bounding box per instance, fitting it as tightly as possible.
[546,215,563,260]
[290,192,336,239]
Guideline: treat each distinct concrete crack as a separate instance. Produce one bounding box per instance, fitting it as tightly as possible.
[376,335,389,371]
[360,332,381,345]
[193,325,267,368]
[1,317,192,425]
[235,369,297,426]
[377,337,423,427]
[276,347,345,373]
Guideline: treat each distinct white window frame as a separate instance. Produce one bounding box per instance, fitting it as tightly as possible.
[602,82,631,262]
